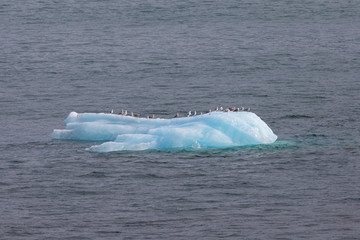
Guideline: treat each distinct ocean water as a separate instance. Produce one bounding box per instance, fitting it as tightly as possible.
[1,0,360,239]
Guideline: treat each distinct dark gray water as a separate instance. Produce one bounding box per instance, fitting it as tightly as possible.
[1,1,360,239]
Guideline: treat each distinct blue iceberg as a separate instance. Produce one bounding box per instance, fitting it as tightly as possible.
[52,111,277,152]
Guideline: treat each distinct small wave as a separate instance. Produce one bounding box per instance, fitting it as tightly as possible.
[281,114,313,119]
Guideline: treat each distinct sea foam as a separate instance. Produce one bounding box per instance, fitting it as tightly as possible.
[52,111,277,152]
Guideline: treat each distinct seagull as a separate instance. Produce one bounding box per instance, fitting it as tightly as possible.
[207,109,212,113]
[220,107,223,111]
[193,110,197,116]
[174,113,179,118]
[124,110,127,116]
[245,107,251,112]
[187,111,191,117]
[131,112,134,117]
[110,109,114,114]
[149,114,155,119]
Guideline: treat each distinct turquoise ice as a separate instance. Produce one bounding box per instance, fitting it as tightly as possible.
[52,111,277,152]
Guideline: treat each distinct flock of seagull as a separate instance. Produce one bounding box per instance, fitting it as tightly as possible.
[109,106,251,119]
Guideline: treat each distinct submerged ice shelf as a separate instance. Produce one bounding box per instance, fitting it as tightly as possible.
[52,111,277,152]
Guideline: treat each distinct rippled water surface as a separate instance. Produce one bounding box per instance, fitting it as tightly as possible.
[1,1,360,239]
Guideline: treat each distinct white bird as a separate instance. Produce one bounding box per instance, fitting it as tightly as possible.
[124,110,127,116]
[110,109,114,114]
[187,111,191,117]
[193,110,197,116]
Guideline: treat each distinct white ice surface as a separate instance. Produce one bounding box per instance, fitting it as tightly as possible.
[52,111,277,152]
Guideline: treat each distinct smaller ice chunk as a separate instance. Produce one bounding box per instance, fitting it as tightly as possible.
[87,134,158,152]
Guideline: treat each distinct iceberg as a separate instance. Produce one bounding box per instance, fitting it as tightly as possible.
[52,111,277,152]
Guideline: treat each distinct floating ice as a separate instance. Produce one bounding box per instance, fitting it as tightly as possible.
[52,111,277,152]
